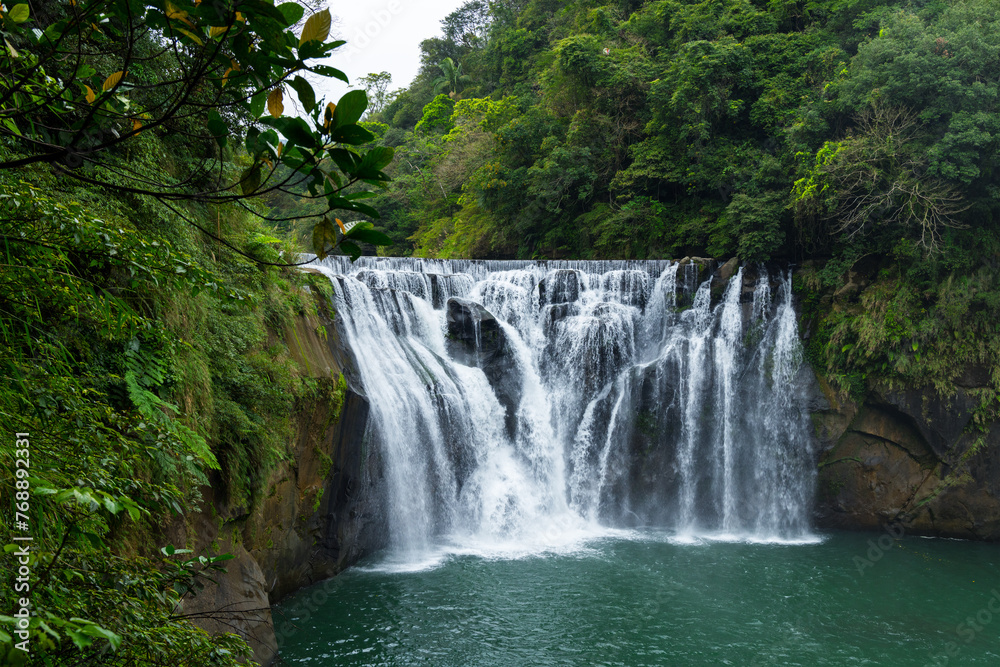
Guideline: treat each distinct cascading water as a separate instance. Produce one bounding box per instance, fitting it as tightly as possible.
[307,257,817,562]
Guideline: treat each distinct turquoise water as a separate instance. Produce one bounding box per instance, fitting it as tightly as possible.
[274,531,1000,666]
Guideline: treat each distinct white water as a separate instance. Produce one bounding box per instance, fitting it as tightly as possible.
[307,257,817,563]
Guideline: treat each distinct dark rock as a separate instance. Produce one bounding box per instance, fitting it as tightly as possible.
[446,298,505,364]
[808,360,1000,540]
[542,302,577,334]
[957,364,991,389]
[871,387,977,459]
[538,269,582,306]
[710,257,740,302]
[446,298,521,439]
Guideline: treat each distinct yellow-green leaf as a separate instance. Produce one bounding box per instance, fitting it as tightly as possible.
[312,217,338,260]
[165,2,192,26]
[4,38,18,58]
[209,26,228,38]
[102,71,124,92]
[85,85,96,103]
[176,27,203,45]
[9,4,30,23]
[299,8,331,47]
[267,88,284,118]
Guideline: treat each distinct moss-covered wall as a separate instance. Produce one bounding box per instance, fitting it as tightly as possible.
[167,286,385,666]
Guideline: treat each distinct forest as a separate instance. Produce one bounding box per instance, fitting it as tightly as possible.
[331,0,1000,416]
[2,0,1000,664]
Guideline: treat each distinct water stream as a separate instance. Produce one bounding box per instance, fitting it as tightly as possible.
[307,257,817,565]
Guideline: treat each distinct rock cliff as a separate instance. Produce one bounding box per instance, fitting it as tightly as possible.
[170,279,385,665]
[810,369,1000,540]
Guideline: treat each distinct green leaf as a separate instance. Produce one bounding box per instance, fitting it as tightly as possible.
[68,628,94,649]
[310,64,349,83]
[242,0,289,25]
[332,90,368,128]
[9,4,30,23]
[330,124,375,146]
[289,76,316,113]
[312,217,338,260]
[339,241,363,261]
[346,223,392,246]
[276,2,305,25]
[361,146,395,172]
[250,90,266,118]
[207,110,228,148]
[328,148,360,174]
[240,164,261,195]
[263,116,317,148]
[78,623,122,649]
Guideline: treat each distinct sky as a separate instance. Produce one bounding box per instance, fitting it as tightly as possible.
[310,0,468,106]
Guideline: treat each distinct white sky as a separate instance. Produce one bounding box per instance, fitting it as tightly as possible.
[310,0,468,106]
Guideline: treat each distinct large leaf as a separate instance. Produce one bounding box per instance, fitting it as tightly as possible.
[311,64,349,83]
[102,71,125,92]
[327,148,360,174]
[330,124,375,146]
[288,76,316,113]
[9,4,30,23]
[299,8,331,46]
[276,2,305,25]
[250,90,266,118]
[263,116,317,148]
[241,0,289,25]
[345,222,392,246]
[312,217,338,260]
[360,146,395,172]
[240,164,261,195]
[267,88,284,118]
[339,241,362,261]
[332,90,368,128]
[207,110,228,148]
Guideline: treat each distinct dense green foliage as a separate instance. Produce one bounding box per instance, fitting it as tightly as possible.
[355,0,998,265]
[330,0,1000,408]
[0,144,312,663]
[0,0,394,261]
[0,1,385,663]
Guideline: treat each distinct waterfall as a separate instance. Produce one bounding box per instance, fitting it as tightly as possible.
[307,257,817,560]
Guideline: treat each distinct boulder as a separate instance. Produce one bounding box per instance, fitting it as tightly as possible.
[538,269,582,306]
[446,298,521,439]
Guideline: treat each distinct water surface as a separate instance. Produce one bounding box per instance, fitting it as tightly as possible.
[275,531,1000,666]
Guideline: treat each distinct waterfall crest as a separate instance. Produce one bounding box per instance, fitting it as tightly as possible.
[308,257,817,562]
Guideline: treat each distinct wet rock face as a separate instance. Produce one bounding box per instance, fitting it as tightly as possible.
[809,365,1000,541]
[446,297,521,440]
[538,269,582,306]
[446,297,506,365]
[174,288,386,667]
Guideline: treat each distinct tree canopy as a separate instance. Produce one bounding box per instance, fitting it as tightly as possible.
[0,0,393,260]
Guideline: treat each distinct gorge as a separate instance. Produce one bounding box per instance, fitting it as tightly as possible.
[267,257,1000,666]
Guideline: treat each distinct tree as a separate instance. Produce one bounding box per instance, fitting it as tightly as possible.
[0,0,392,261]
[357,71,400,116]
[442,0,491,49]
[433,57,472,97]
[793,105,968,253]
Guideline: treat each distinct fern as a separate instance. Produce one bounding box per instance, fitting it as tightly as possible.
[125,343,220,471]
